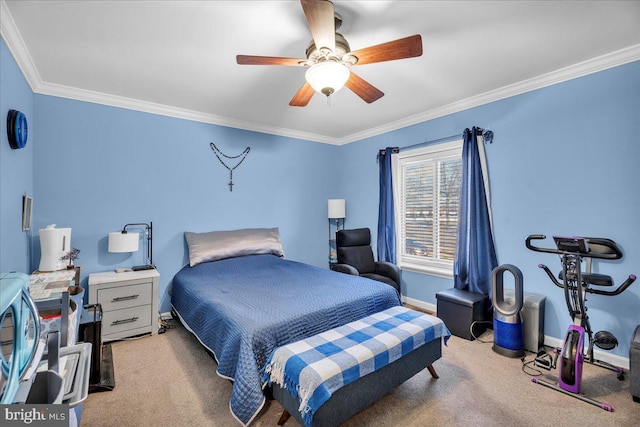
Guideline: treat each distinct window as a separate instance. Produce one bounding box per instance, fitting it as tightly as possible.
[392,140,462,277]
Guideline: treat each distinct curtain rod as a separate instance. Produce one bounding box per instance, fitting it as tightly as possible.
[379,127,493,156]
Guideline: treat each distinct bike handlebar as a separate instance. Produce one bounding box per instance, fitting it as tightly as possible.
[528,234,636,296]
[526,235,556,254]
[526,234,622,260]
[596,274,637,296]
[537,263,636,296]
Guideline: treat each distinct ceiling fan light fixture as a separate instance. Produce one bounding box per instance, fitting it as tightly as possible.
[305,61,350,97]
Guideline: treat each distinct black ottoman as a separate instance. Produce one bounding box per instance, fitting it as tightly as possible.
[436,288,491,340]
[631,325,640,403]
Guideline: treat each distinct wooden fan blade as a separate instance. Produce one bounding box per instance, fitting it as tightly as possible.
[289,81,316,107]
[349,34,423,65]
[236,55,306,66]
[345,72,384,104]
[301,0,335,53]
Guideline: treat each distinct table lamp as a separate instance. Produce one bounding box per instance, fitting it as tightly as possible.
[108,222,154,271]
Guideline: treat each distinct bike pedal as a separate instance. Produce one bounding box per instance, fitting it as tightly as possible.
[534,350,553,370]
[594,330,618,350]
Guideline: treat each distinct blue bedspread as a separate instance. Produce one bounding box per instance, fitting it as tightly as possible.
[171,254,401,425]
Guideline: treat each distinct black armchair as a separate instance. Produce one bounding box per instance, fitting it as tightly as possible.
[333,228,401,294]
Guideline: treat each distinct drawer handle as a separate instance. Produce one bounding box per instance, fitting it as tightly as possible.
[112,294,139,302]
[111,317,139,326]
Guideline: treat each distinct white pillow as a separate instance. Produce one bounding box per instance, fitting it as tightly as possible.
[185,228,284,267]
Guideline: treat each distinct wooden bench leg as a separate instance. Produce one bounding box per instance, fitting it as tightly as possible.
[277,410,291,426]
[427,364,439,379]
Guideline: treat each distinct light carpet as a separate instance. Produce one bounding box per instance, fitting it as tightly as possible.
[81,320,638,426]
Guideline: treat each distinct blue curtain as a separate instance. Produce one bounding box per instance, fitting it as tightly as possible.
[454,128,497,296]
[377,147,396,263]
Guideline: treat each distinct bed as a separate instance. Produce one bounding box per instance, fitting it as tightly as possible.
[171,228,402,426]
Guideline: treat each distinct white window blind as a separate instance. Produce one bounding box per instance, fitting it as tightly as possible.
[393,140,462,277]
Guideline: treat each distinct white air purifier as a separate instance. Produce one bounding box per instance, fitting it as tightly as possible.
[39,224,72,272]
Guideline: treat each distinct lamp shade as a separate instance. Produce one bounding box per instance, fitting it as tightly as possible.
[328,199,346,219]
[305,62,350,96]
[108,232,139,253]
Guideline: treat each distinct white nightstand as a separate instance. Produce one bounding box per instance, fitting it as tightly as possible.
[88,269,159,342]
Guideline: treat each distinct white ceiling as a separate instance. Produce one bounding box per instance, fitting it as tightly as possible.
[2,1,639,144]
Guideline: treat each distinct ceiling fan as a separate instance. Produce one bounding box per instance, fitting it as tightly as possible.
[236,0,423,107]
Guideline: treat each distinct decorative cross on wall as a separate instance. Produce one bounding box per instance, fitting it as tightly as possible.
[210,143,250,192]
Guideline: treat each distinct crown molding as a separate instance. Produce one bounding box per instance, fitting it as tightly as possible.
[0,0,42,91]
[37,80,344,145]
[0,0,342,145]
[340,44,640,144]
[2,0,638,146]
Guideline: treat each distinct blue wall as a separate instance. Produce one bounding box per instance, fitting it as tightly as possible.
[0,39,34,274]
[32,95,340,311]
[338,61,640,357]
[2,35,638,357]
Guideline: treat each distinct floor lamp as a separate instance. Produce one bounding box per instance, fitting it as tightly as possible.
[328,199,345,268]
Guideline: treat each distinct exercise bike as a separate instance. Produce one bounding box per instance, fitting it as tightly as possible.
[525,234,636,411]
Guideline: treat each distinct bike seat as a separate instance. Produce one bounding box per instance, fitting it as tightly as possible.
[558,271,614,287]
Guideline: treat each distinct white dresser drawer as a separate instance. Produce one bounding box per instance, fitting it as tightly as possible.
[89,269,159,341]
[97,282,152,312]
[102,305,151,336]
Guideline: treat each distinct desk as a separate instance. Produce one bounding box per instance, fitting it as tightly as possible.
[29,267,84,347]
[30,269,75,296]
[30,269,81,347]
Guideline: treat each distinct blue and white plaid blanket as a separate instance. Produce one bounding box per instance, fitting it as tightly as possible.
[262,306,450,426]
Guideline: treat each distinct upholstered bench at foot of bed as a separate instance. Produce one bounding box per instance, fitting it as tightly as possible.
[272,338,442,427]
[263,306,449,426]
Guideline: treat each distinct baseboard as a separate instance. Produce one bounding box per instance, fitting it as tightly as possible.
[543,335,630,370]
[402,296,437,314]
[400,297,630,370]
